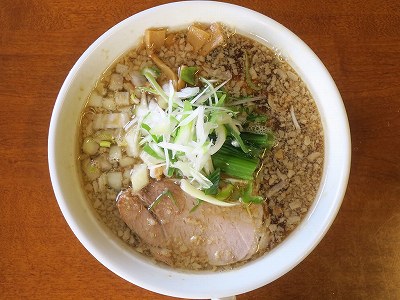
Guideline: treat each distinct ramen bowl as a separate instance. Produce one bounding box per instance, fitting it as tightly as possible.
[48,1,351,299]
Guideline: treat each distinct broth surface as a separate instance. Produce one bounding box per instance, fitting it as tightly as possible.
[78,24,324,270]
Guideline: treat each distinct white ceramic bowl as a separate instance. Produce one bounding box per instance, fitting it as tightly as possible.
[48,1,351,299]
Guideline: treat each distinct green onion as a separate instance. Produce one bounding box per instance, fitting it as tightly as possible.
[180,66,198,85]
[88,162,99,173]
[212,144,258,180]
[225,124,250,153]
[216,183,234,200]
[240,182,264,204]
[246,114,267,123]
[204,168,221,195]
[141,67,169,104]
[135,65,275,201]
[141,123,161,143]
[241,132,275,150]
[167,167,176,177]
[99,140,111,148]
[215,91,227,107]
[148,189,177,211]
[216,143,259,160]
[143,144,164,160]
[190,199,203,213]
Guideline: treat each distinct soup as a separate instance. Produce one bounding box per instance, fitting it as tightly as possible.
[78,23,324,270]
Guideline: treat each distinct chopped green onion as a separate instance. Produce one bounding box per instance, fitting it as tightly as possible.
[212,144,258,180]
[141,123,161,143]
[200,77,219,105]
[240,182,264,204]
[204,168,221,195]
[216,183,234,200]
[148,189,177,211]
[241,132,275,150]
[191,77,230,105]
[143,144,164,160]
[215,92,227,107]
[246,114,267,123]
[141,67,169,104]
[99,140,111,148]
[190,199,203,213]
[225,124,250,153]
[142,66,160,78]
[167,167,176,177]
[180,66,198,85]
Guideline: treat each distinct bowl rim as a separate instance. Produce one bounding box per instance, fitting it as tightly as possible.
[48,1,351,298]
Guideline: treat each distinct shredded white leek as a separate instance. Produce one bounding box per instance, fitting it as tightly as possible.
[124,76,245,190]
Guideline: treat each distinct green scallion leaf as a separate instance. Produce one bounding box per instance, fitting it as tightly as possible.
[141,67,168,103]
[212,144,258,180]
[99,140,111,148]
[190,199,203,213]
[141,123,161,143]
[215,93,227,107]
[240,182,264,204]
[215,183,234,200]
[204,168,221,195]
[225,124,250,153]
[143,144,164,160]
[241,132,275,150]
[148,189,177,211]
[246,114,267,123]
[180,66,198,85]
[167,167,176,177]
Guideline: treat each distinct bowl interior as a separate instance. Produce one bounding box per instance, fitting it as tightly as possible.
[48,1,350,299]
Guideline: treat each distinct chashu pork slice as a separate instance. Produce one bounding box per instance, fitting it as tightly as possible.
[117,179,269,268]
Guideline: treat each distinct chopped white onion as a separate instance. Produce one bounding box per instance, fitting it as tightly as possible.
[115,63,128,74]
[125,125,140,157]
[107,172,122,191]
[109,145,122,162]
[119,156,135,168]
[109,73,123,91]
[82,158,100,181]
[82,138,99,155]
[102,98,116,111]
[130,70,147,87]
[93,113,129,130]
[123,169,131,179]
[115,91,130,106]
[96,154,112,171]
[130,164,149,192]
[88,92,103,107]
